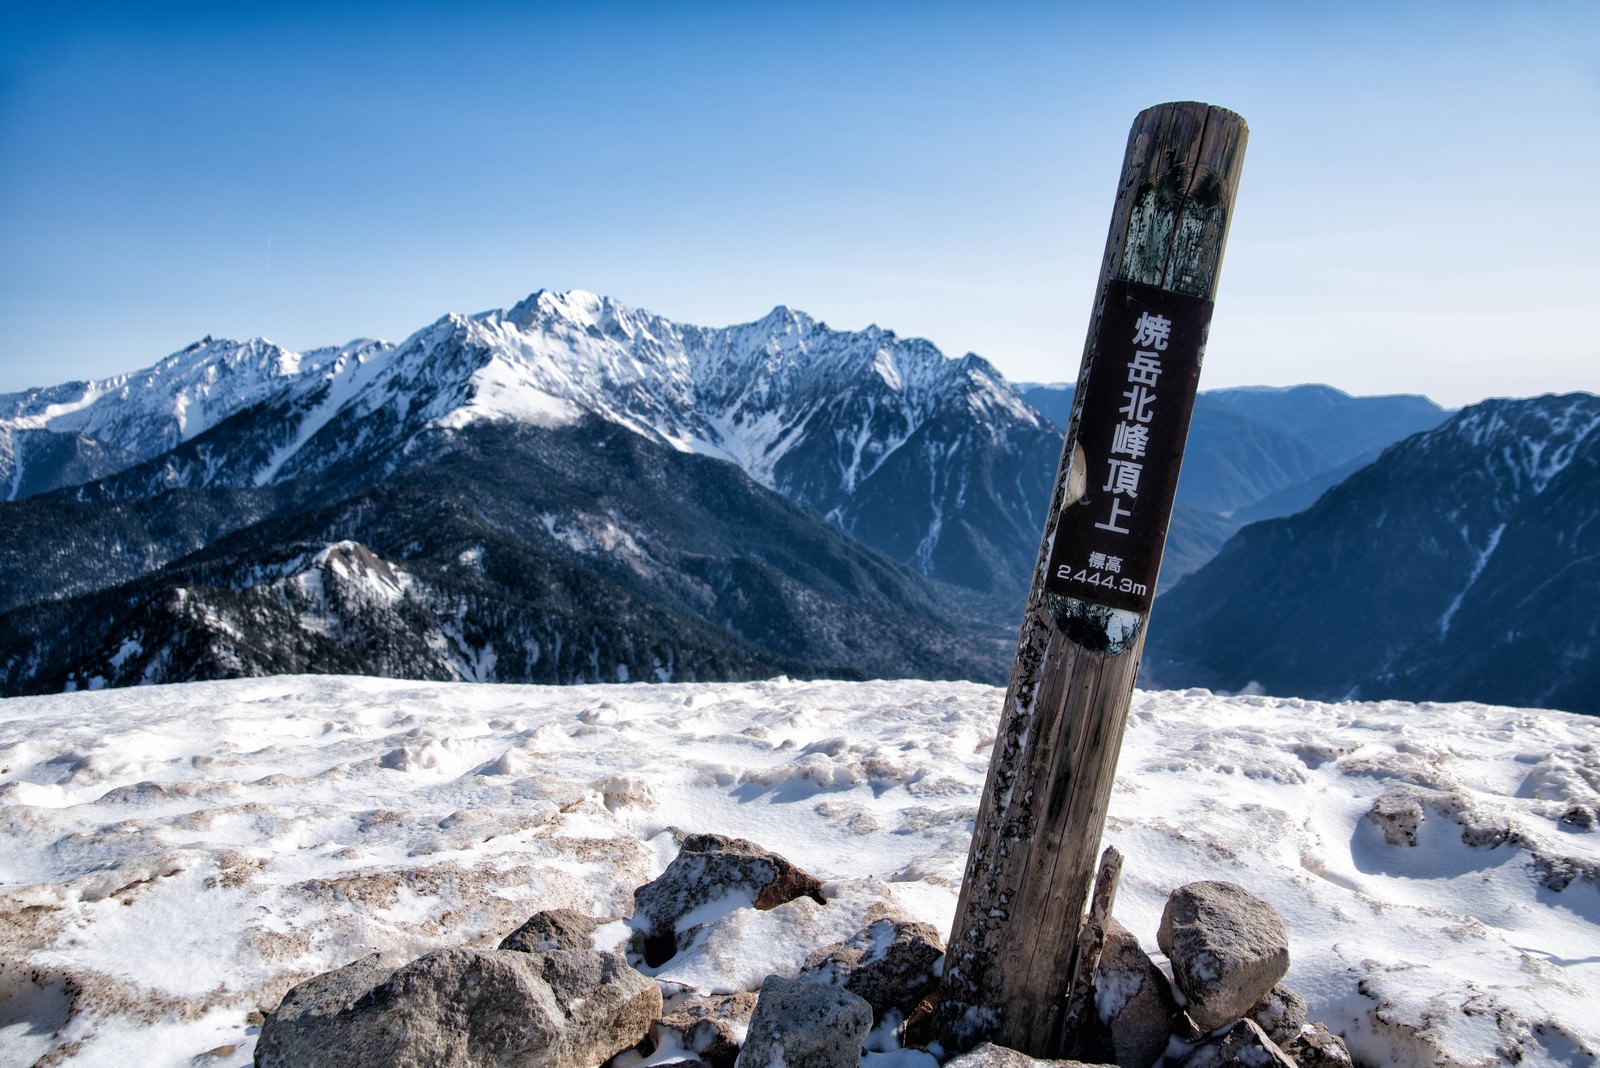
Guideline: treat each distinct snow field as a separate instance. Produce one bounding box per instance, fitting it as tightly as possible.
[1,676,1597,1067]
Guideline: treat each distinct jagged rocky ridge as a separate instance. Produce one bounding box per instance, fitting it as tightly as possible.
[1,293,1060,595]
[0,292,1070,691]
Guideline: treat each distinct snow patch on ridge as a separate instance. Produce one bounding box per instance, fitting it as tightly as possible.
[1445,394,1600,497]
[1438,523,1506,637]
[255,341,394,484]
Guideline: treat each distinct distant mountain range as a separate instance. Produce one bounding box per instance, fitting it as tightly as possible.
[5,288,1589,713]
[3,291,1042,690]
[1144,392,1600,715]
[2,293,1061,598]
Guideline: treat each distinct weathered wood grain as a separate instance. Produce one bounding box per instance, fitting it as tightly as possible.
[931,102,1247,1058]
[1060,846,1124,1053]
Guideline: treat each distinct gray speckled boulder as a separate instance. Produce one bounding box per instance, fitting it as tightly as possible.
[732,975,872,1068]
[1157,882,1289,1032]
[652,991,757,1068]
[797,916,944,1020]
[254,946,659,1068]
[1245,983,1307,1047]
[1092,919,1178,1068]
[498,908,601,954]
[940,1042,1114,1068]
[1283,1021,1354,1067]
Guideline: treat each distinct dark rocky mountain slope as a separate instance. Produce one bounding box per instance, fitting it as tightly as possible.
[0,420,1009,693]
[1144,393,1600,715]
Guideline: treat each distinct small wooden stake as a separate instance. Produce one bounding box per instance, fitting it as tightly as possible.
[1061,846,1123,1055]
[932,102,1247,1058]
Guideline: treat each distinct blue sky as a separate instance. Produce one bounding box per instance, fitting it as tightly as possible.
[2,1,1596,407]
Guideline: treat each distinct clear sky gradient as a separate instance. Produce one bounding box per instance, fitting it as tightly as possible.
[2,1,1596,407]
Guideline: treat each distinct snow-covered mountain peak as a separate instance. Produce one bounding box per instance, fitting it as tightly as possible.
[752,303,817,334]
[506,288,591,326]
[8,336,310,453]
[1423,392,1599,497]
[503,288,660,339]
[2,290,1057,594]
[389,291,1045,491]
[478,291,1018,425]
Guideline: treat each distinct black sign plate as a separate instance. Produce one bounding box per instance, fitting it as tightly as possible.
[1043,279,1213,614]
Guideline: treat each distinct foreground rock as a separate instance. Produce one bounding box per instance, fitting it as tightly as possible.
[1368,788,1426,847]
[797,916,945,1021]
[1090,919,1177,1068]
[1181,1018,1297,1067]
[254,839,1340,1068]
[651,991,758,1068]
[499,908,601,954]
[1246,983,1308,1047]
[1283,1021,1355,1067]
[732,974,872,1068]
[1157,882,1290,1032]
[255,946,659,1068]
[632,833,826,966]
[941,1042,1113,1068]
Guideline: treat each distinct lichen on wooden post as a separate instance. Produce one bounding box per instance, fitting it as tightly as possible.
[931,101,1248,1059]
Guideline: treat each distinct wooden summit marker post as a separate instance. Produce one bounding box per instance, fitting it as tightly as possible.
[932,101,1247,1058]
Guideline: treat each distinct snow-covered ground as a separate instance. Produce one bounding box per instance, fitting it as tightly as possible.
[2,677,1597,1067]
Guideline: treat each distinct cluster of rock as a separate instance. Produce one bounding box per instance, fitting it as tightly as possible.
[1080,880,1352,1068]
[254,835,1351,1068]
